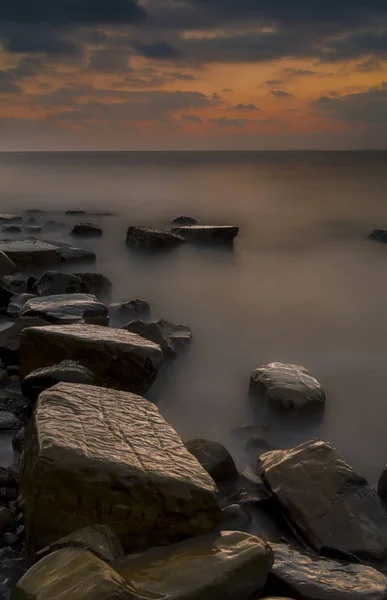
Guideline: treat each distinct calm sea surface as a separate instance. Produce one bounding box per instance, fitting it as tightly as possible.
[1,150,387,484]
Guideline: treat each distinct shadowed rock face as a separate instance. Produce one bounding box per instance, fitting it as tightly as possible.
[20,382,220,554]
[21,360,98,402]
[73,273,113,302]
[37,525,124,563]
[123,321,176,359]
[43,240,97,263]
[0,240,61,268]
[171,225,239,243]
[126,226,184,250]
[20,293,108,325]
[32,271,83,297]
[70,223,103,237]
[171,216,198,225]
[111,531,272,600]
[19,324,164,394]
[260,440,387,560]
[0,317,50,366]
[185,439,239,484]
[0,252,17,277]
[268,543,387,600]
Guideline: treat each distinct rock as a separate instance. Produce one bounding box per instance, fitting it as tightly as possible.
[268,543,387,600]
[126,226,184,250]
[0,240,61,268]
[1,225,23,233]
[171,225,239,243]
[20,324,163,394]
[65,210,86,215]
[0,317,51,366]
[20,382,220,553]
[250,362,326,411]
[0,276,29,312]
[3,532,18,545]
[260,439,387,560]
[0,507,14,534]
[12,428,25,454]
[378,466,387,504]
[112,531,272,600]
[113,299,151,324]
[0,467,18,488]
[21,360,98,402]
[26,218,37,224]
[171,216,198,225]
[32,271,83,297]
[7,366,19,376]
[73,272,113,301]
[368,229,387,243]
[20,293,109,325]
[0,390,31,422]
[7,294,36,317]
[37,525,124,562]
[157,319,192,351]
[185,439,239,483]
[43,240,96,263]
[12,547,145,600]
[0,369,9,385]
[0,411,21,430]
[0,215,22,223]
[71,223,103,237]
[217,505,251,531]
[123,321,176,359]
[0,252,17,278]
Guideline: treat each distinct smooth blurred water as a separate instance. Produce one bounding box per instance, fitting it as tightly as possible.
[1,150,387,484]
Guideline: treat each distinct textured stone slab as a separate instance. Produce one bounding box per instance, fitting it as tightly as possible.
[126,226,184,250]
[20,293,108,325]
[171,225,239,243]
[37,525,124,562]
[19,324,163,394]
[20,382,220,553]
[32,271,83,296]
[21,360,98,402]
[260,440,387,560]
[0,240,61,268]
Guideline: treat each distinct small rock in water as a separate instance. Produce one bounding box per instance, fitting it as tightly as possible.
[368,229,387,243]
[171,224,239,243]
[126,225,184,250]
[65,210,86,215]
[0,215,22,223]
[157,319,192,351]
[1,225,23,234]
[171,216,198,225]
[185,438,239,483]
[70,222,103,237]
[0,411,21,430]
[25,210,45,215]
[26,217,37,224]
[7,294,36,318]
[112,299,151,324]
[43,239,96,263]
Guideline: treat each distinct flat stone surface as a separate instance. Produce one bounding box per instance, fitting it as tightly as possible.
[43,240,96,263]
[260,439,387,560]
[171,225,239,243]
[126,226,184,250]
[0,317,50,366]
[0,252,17,277]
[250,362,326,411]
[19,324,163,394]
[0,240,61,268]
[20,293,108,325]
[268,543,387,600]
[20,382,220,553]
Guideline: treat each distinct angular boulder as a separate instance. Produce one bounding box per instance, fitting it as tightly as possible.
[20,382,220,553]
[21,360,98,402]
[158,319,192,351]
[112,299,151,324]
[37,525,124,562]
[71,223,103,237]
[0,214,22,222]
[171,216,198,225]
[185,439,239,483]
[0,240,61,268]
[32,271,83,296]
[126,226,184,250]
[7,294,36,317]
[43,239,96,263]
[11,548,145,600]
[123,321,176,358]
[74,272,113,301]
[368,229,387,243]
[268,543,387,600]
[111,531,272,600]
[171,225,239,243]
[0,252,17,277]
[0,275,30,311]
[250,362,326,411]
[20,324,163,394]
[260,439,387,560]
[0,317,50,366]
[20,293,108,325]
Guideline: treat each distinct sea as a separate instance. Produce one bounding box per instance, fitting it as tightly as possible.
[1,150,387,486]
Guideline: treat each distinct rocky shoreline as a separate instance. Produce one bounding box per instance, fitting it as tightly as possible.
[0,211,386,599]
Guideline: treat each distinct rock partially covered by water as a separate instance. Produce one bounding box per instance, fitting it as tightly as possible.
[0,317,50,366]
[1,225,23,233]
[126,226,184,250]
[20,382,220,553]
[7,294,36,317]
[268,543,387,600]
[123,321,176,358]
[71,222,103,237]
[368,229,387,243]
[185,439,239,484]
[0,214,22,223]
[0,240,61,268]
[171,216,198,225]
[20,324,164,394]
[73,272,113,302]
[172,225,239,243]
[21,360,98,402]
[0,252,17,277]
[12,547,141,600]
[44,240,96,263]
[112,299,151,324]
[111,531,272,600]
[250,362,326,411]
[158,319,192,351]
[20,293,108,325]
[32,271,83,296]
[260,439,387,560]
[37,525,124,563]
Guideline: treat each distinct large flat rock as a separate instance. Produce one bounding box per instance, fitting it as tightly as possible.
[20,293,108,325]
[171,225,239,243]
[111,531,272,600]
[0,240,61,267]
[260,439,387,560]
[19,324,163,394]
[44,239,96,263]
[268,543,387,600]
[20,382,220,554]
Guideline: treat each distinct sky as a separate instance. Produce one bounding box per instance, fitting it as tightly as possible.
[0,0,386,150]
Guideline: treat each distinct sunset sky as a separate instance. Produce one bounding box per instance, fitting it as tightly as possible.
[0,0,386,150]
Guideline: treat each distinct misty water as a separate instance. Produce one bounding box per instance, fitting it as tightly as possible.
[1,150,387,486]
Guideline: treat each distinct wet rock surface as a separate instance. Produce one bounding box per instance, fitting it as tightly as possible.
[43,240,96,263]
[32,271,83,297]
[37,525,124,563]
[185,438,239,483]
[126,226,184,250]
[20,382,220,553]
[0,215,22,223]
[20,293,108,325]
[171,225,239,243]
[111,299,151,324]
[157,319,192,351]
[0,317,50,366]
[73,272,112,301]
[21,360,98,402]
[0,241,61,268]
[368,229,387,243]
[123,320,176,358]
[7,295,36,318]
[70,223,103,237]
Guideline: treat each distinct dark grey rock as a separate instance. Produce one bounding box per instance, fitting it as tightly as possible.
[2,532,18,545]
[126,226,184,250]
[26,218,37,224]
[7,294,36,318]
[12,428,25,454]
[0,369,9,385]
[217,504,251,532]
[0,276,29,312]
[0,507,14,534]
[73,272,112,302]
[112,299,151,324]
[25,226,42,234]
[44,240,96,263]
[171,225,239,243]
[377,466,387,504]
[0,240,61,268]
[25,210,45,215]
[0,215,22,223]
[368,229,387,243]
[0,390,30,423]
[0,412,21,430]
[20,293,108,325]
[0,317,51,366]
[123,321,176,359]
[32,271,83,297]
[157,319,192,351]
[185,438,239,483]
[171,216,198,226]
[1,226,22,234]
[70,223,103,237]
[21,360,98,402]
[0,253,17,278]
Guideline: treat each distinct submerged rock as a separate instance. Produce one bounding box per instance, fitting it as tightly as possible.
[185,439,239,483]
[123,321,176,358]
[7,294,36,317]
[0,274,30,312]
[20,293,108,325]
[73,272,112,301]
[0,252,17,278]
[126,226,184,250]
[32,271,83,297]
[0,411,21,430]
[171,225,239,243]
[112,299,151,324]
[171,216,198,225]
[368,229,387,243]
[250,362,326,411]
[20,323,163,394]
[0,240,61,268]
[0,214,22,223]
[65,210,86,215]
[157,319,192,351]
[111,531,272,600]
[260,439,387,560]
[70,222,103,237]
[1,225,23,233]
[43,239,96,263]
[20,382,220,553]
[268,543,387,600]
[0,317,50,366]
[37,525,124,563]
[21,360,98,402]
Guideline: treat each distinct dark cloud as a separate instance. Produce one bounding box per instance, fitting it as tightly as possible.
[0,71,21,93]
[11,57,49,77]
[227,103,259,111]
[210,117,253,129]
[312,84,387,123]
[354,57,383,72]
[88,48,133,73]
[271,90,293,97]
[1,24,80,54]
[181,114,203,123]
[132,40,183,59]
